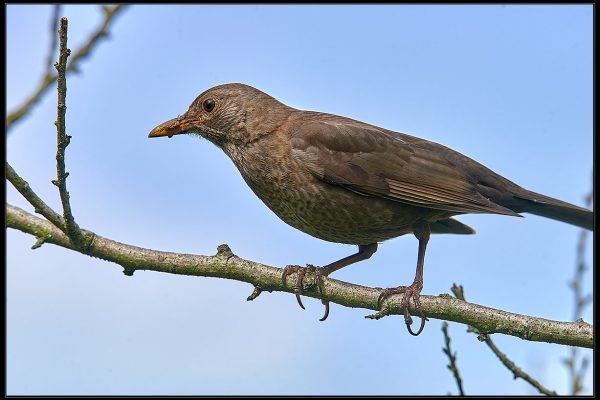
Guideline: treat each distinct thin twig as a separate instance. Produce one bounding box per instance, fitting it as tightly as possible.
[52,17,85,249]
[6,161,65,231]
[451,284,558,396]
[67,5,126,74]
[6,203,594,349]
[6,5,127,131]
[441,322,465,396]
[564,187,593,395]
[45,5,62,71]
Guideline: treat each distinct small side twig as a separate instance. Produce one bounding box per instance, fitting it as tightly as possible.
[31,237,46,250]
[441,322,465,396]
[451,284,558,396]
[53,17,85,250]
[6,5,127,131]
[247,286,263,301]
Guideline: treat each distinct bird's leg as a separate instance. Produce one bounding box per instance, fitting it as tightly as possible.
[282,243,378,321]
[377,222,431,336]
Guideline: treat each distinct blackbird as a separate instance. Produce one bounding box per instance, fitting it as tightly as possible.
[149,83,593,335]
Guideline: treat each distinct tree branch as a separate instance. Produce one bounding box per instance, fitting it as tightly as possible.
[6,5,127,131]
[6,203,593,349]
[6,161,65,231]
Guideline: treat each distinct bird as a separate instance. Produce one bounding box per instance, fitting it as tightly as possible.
[148,83,593,335]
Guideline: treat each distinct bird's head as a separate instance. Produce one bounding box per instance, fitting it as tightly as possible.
[148,83,289,149]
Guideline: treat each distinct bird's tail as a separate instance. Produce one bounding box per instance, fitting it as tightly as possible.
[508,188,593,231]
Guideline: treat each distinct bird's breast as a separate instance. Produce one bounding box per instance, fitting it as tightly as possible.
[226,142,428,244]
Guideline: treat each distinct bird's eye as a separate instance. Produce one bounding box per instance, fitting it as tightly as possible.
[203,99,215,112]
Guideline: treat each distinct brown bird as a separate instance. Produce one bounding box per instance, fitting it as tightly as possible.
[149,83,593,335]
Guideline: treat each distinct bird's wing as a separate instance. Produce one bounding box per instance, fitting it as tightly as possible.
[290,117,519,216]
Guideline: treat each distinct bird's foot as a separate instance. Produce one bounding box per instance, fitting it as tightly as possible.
[282,264,315,310]
[282,264,331,321]
[377,282,429,336]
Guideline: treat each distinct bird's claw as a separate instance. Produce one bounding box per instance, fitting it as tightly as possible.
[315,268,329,321]
[377,283,428,336]
[404,294,427,336]
[282,264,330,321]
[282,264,310,309]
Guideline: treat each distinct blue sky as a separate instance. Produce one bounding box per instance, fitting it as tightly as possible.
[7,4,593,395]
